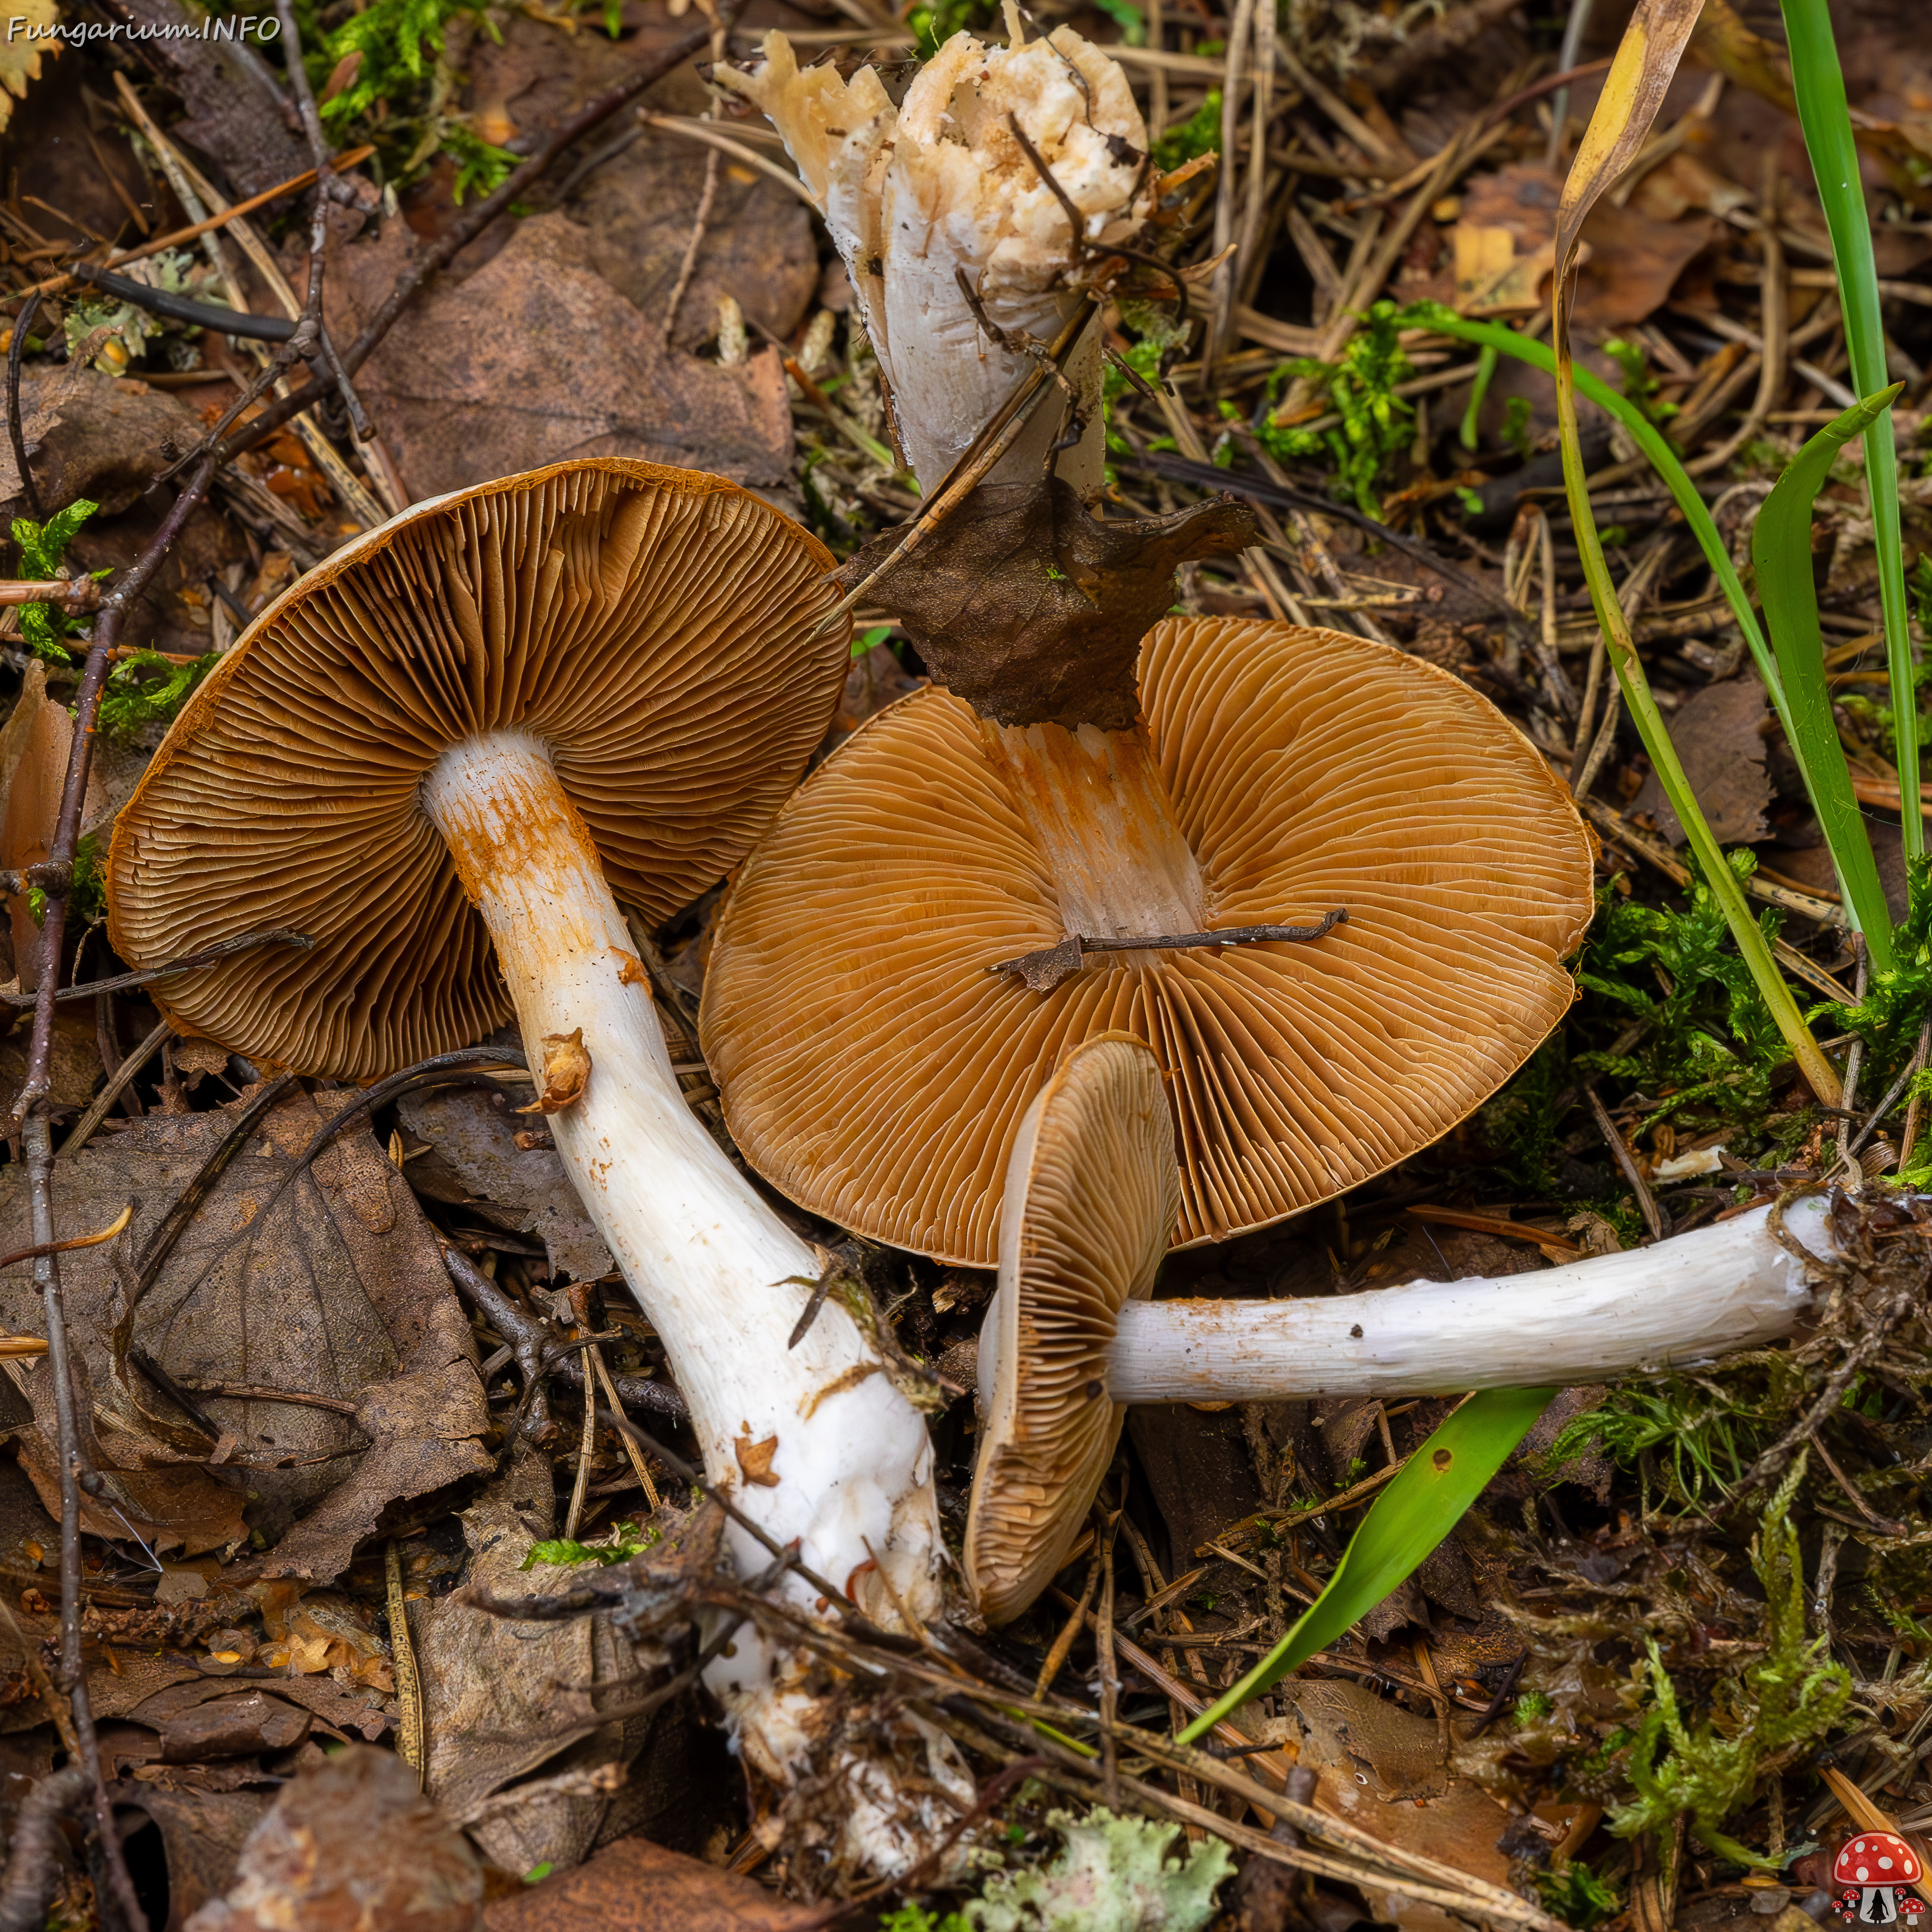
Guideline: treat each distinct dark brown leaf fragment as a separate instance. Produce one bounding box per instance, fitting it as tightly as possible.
[843,478,1258,730]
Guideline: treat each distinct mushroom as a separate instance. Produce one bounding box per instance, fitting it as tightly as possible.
[718,3,1151,493]
[704,612,1594,1264]
[968,1032,1177,1623]
[966,1032,1834,1624]
[708,23,1594,1266]
[105,460,956,1859]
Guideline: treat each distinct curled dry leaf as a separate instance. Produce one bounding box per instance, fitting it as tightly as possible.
[0,1083,490,1568]
[183,1745,482,1932]
[1,666,106,992]
[520,1028,591,1115]
[733,1431,781,1488]
[843,480,1257,730]
[112,1789,278,1928]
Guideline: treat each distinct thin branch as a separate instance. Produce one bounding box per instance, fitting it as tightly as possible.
[66,263,298,341]
[991,911,1348,993]
[274,0,375,441]
[6,289,44,522]
[0,927,313,1007]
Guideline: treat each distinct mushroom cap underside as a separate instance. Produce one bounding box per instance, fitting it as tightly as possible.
[966,1033,1176,1624]
[107,459,846,1079]
[701,615,1595,1264]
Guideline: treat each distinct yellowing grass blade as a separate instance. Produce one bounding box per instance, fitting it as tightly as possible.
[1554,0,1707,279]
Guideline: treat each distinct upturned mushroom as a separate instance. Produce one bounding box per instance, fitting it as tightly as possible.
[968,1033,1835,1624]
[105,461,956,1858]
[707,23,1595,1264]
[705,611,1594,1263]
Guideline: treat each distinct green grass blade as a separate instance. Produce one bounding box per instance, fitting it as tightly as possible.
[1459,342,1499,451]
[1174,1388,1555,1743]
[1403,302,1881,981]
[1397,303,1782,718]
[1753,386,1904,972]
[1780,0,1919,863]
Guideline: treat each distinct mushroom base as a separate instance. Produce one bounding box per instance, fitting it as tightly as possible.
[1105,1200,1825,1403]
[421,731,950,1845]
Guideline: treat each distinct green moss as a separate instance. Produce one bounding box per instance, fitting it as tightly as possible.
[518,1520,661,1569]
[1151,92,1222,174]
[1608,1458,1852,1867]
[1259,300,1414,517]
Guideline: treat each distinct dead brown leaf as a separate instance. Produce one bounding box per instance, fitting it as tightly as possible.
[0,1083,491,1568]
[482,1834,824,1931]
[1629,676,1773,846]
[846,478,1257,730]
[566,125,818,353]
[183,1744,482,1932]
[398,1081,614,1283]
[1443,161,1717,330]
[0,365,208,517]
[1256,1678,1516,1932]
[111,1787,276,1928]
[734,1430,780,1488]
[325,212,796,501]
[415,1455,647,1878]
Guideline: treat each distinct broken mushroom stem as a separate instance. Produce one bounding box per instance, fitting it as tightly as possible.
[1102,1200,1831,1402]
[417,729,953,1857]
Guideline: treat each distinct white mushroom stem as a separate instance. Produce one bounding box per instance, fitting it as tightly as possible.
[421,731,957,1859]
[1105,1202,1829,1402]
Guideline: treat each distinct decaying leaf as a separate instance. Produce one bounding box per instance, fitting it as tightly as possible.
[1630,677,1773,846]
[415,1456,652,1877]
[396,1080,615,1283]
[481,1833,824,1931]
[0,1083,491,1568]
[183,1745,482,1932]
[324,214,797,501]
[115,1788,276,1926]
[1253,1679,1517,1932]
[843,479,1257,730]
[520,1028,591,1115]
[0,0,58,146]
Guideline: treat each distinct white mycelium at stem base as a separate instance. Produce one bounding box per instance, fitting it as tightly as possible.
[420,732,948,1820]
[721,4,1150,492]
[1105,1201,1827,1403]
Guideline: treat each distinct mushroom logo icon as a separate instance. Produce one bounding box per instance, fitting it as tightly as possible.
[1833,1834,1926,1923]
